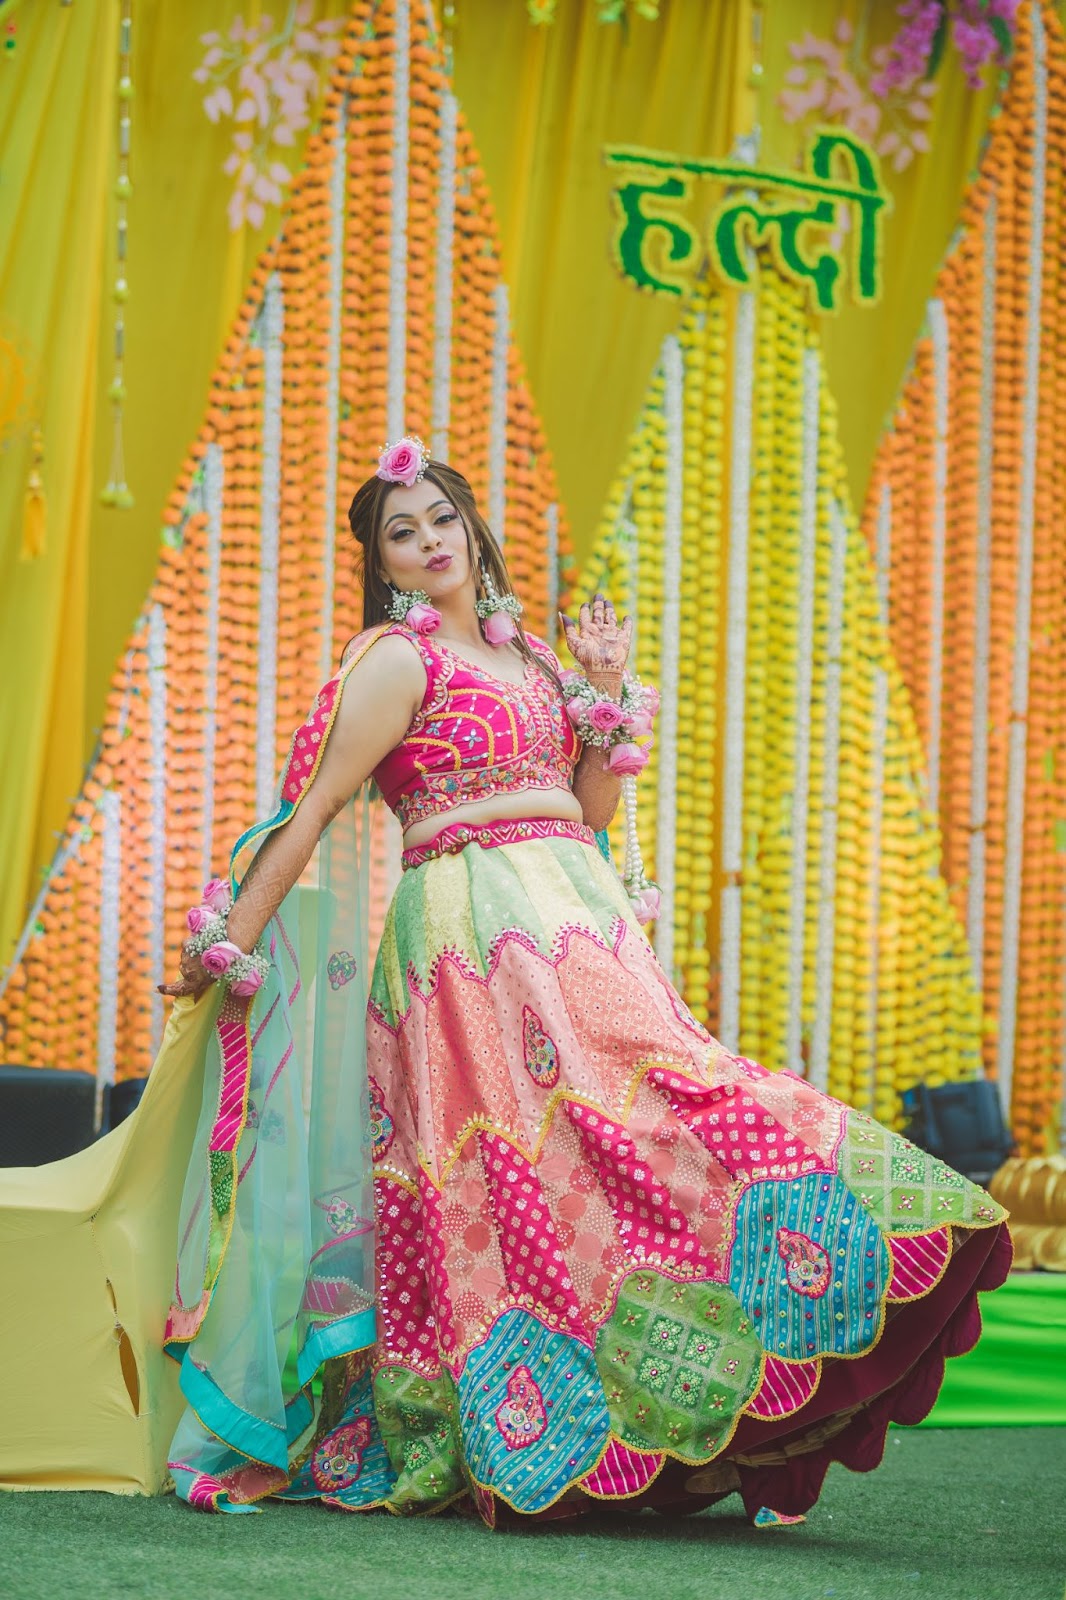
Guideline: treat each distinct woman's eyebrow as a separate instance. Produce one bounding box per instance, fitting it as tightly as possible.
[383,499,449,528]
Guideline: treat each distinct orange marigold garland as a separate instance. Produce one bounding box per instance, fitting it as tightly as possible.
[0,0,574,1086]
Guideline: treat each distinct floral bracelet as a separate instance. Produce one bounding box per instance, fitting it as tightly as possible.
[184,877,270,997]
[559,668,659,777]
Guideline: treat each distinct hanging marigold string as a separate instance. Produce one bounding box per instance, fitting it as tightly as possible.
[0,0,574,1082]
[860,0,1066,1153]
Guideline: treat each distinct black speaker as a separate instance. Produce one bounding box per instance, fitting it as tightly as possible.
[900,1079,1015,1186]
[105,1075,149,1130]
[0,1066,97,1166]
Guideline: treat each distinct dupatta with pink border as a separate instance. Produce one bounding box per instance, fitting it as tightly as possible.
[164,627,387,1511]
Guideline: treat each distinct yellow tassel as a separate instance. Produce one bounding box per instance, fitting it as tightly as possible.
[20,427,45,561]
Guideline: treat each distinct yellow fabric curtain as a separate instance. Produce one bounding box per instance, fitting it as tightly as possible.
[0,0,347,968]
[0,1,117,972]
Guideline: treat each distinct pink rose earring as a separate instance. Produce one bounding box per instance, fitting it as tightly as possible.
[475,567,522,645]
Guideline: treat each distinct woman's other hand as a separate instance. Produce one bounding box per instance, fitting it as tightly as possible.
[157,943,213,1001]
[560,594,632,678]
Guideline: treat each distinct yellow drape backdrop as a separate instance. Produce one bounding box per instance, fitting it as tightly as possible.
[0,0,1047,967]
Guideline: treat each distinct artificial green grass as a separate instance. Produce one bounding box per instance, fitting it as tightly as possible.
[1,1429,1062,1600]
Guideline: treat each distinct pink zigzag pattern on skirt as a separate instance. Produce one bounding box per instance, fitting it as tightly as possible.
[887,1228,952,1301]
[581,1438,664,1498]
[746,1355,821,1419]
[370,917,630,1036]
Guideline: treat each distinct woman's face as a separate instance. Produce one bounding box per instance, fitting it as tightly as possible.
[377,478,473,599]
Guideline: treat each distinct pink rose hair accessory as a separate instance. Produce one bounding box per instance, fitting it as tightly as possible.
[376,435,429,488]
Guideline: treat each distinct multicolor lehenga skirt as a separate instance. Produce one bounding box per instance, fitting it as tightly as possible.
[276,819,1010,1524]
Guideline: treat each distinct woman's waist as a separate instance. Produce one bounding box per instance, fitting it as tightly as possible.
[400,786,582,849]
[401,809,595,871]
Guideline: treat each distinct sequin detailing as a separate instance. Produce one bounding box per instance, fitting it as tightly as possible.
[371,629,581,831]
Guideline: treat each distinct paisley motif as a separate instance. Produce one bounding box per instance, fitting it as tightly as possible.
[310,1417,371,1491]
[522,1006,560,1088]
[327,949,358,989]
[494,1364,548,1451]
[776,1226,831,1298]
[368,1075,394,1160]
[322,1195,361,1236]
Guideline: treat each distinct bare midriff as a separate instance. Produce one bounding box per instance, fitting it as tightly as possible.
[401,784,584,849]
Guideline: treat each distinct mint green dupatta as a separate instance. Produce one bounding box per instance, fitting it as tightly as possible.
[164,629,387,1511]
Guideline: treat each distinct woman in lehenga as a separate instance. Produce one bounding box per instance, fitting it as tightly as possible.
[152,435,1009,1523]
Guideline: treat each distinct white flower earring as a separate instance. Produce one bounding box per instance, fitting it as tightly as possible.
[475,566,522,645]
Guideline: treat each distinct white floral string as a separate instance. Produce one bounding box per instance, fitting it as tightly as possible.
[866,479,892,1111]
[654,335,684,978]
[200,443,224,884]
[148,602,168,1050]
[387,0,411,441]
[808,498,849,1094]
[489,282,510,545]
[785,346,820,1075]
[719,292,755,1051]
[96,790,122,1130]
[545,501,559,649]
[256,275,284,820]
[999,1,1047,1113]
[432,89,458,460]
[967,193,998,988]
[320,99,348,682]
[927,295,950,813]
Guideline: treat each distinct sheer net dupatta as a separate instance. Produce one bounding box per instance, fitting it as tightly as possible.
[164,785,378,1513]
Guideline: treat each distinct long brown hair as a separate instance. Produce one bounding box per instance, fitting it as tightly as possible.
[346,459,558,685]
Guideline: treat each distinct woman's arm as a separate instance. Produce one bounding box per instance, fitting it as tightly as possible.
[561,597,632,835]
[160,636,424,998]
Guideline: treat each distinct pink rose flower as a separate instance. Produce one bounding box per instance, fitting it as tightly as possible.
[565,699,587,727]
[642,685,661,715]
[186,905,215,934]
[626,709,655,739]
[559,669,584,689]
[606,741,649,777]
[587,700,627,735]
[482,609,518,646]
[632,885,662,925]
[231,968,266,997]
[201,877,230,913]
[376,437,425,487]
[201,940,245,977]
[405,602,442,635]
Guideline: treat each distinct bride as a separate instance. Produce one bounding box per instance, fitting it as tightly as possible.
[0,436,1009,1523]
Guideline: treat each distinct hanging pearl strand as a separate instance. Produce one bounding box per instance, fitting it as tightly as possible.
[102,0,134,508]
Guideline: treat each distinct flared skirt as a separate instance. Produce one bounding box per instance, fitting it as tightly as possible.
[276,832,1010,1523]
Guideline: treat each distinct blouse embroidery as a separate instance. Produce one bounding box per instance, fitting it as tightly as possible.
[371,627,581,831]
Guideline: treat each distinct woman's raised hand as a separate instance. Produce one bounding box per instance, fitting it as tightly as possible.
[560,594,632,677]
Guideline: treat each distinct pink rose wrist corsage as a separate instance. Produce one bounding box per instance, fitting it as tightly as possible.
[559,669,662,925]
[183,878,269,997]
[559,670,657,776]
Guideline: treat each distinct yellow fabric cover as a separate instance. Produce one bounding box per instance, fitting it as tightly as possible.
[0,995,213,1493]
[989,1156,1066,1272]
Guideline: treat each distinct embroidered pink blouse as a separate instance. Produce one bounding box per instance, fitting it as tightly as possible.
[371,626,582,832]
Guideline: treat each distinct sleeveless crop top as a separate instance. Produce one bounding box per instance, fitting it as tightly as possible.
[370,625,582,832]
